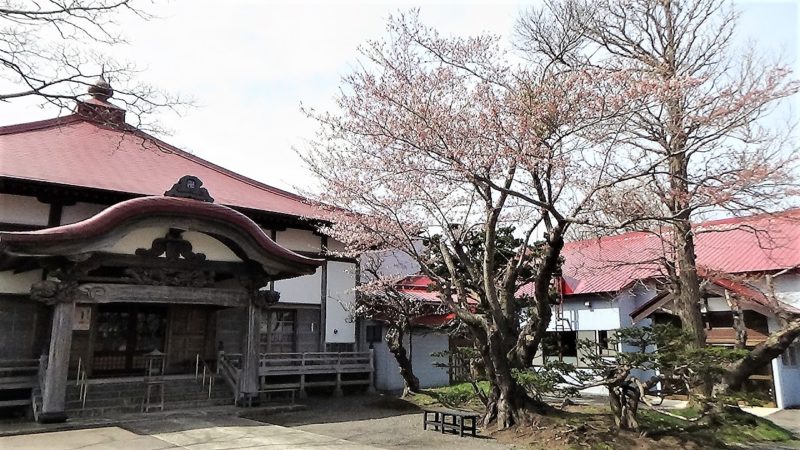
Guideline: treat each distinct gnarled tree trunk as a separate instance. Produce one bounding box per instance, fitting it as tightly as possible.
[609,381,641,431]
[385,325,419,395]
[718,318,800,393]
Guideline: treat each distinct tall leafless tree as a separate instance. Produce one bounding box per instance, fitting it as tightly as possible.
[1,0,184,130]
[518,0,799,351]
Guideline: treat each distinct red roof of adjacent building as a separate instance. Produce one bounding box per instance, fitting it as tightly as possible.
[0,113,327,220]
[560,209,800,296]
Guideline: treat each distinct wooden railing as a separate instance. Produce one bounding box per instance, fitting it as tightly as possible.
[217,352,241,403]
[217,351,375,403]
[75,357,88,409]
[258,351,374,375]
[194,354,215,399]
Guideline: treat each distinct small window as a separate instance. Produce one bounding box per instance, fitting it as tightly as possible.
[365,324,382,343]
[326,342,355,353]
[543,331,577,358]
[597,330,617,355]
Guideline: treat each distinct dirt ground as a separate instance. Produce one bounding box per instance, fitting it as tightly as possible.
[244,394,508,449]
[245,393,800,450]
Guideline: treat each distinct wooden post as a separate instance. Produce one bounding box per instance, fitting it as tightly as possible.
[239,296,261,405]
[40,301,75,423]
[333,352,344,397]
[298,353,308,399]
[366,348,376,393]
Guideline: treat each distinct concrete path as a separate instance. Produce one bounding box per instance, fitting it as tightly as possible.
[766,409,800,436]
[0,415,383,449]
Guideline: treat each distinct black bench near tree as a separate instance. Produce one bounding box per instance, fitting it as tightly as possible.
[422,407,480,437]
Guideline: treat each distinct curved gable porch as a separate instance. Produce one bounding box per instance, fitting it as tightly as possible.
[0,183,323,422]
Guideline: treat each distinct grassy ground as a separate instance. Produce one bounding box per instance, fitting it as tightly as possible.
[405,382,799,449]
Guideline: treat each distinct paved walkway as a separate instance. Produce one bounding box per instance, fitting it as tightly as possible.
[767,409,800,436]
[0,415,382,449]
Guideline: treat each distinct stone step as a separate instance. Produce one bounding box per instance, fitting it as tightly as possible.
[65,380,231,401]
[65,390,234,409]
[66,397,235,418]
[66,384,231,400]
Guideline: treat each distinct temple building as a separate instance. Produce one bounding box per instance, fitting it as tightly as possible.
[0,78,374,422]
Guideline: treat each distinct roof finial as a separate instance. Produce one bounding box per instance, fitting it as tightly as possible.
[88,67,113,101]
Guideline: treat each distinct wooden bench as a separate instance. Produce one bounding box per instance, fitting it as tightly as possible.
[422,407,479,437]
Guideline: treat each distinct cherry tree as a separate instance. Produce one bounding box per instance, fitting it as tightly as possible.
[302,11,644,427]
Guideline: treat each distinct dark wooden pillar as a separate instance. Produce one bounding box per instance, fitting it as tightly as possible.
[239,294,261,404]
[40,300,75,423]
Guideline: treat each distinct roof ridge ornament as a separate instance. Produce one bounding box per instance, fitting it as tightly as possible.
[88,72,113,101]
[164,175,215,203]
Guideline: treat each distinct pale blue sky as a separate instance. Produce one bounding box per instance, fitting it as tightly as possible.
[1,0,797,193]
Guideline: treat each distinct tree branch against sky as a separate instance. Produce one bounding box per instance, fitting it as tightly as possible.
[301,10,653,428]
[518,0,799,353]
[0,0,184,132]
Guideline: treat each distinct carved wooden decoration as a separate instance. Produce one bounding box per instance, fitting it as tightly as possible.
[164,175,214,203]
[135,229,206,263]
[123,267,215,287]
[254,289,281,308]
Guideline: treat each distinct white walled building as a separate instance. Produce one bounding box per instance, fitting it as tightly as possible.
[533,211,800,407]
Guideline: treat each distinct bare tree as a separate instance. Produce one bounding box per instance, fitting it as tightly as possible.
[518,0,799,352]
[1,0,184,130]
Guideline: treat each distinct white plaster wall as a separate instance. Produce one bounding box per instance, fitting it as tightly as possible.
[769,317,800,409]
[182,231,240,262]
[0,193,49,226]
[373,328,449,391]
[60,202,107,224]
[325,238,347,254]
[326,261,356,343]
[773,273,800,307]
[274,270,322,305]
[0,269,42,294]
[548,297,620,331]
[106,227,240,261]
[107,226,170,253]
[276,229,321,253]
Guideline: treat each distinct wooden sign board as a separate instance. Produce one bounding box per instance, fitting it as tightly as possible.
[73,305,92,331]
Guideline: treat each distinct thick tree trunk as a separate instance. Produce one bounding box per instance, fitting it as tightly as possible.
[385,325,420,395]
[481,326,544,429]
[672,218,706,349]
[718,318,800,392]
[608,382,641,431]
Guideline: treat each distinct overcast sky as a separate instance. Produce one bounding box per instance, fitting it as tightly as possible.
[1,0,797,194]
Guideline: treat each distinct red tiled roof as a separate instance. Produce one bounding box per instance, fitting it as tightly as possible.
[0,114,327,220]
[397,274,479,306]
[561,209,800,296]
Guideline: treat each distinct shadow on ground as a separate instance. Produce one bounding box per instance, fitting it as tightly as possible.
[244,394,421,427]
[245,393,508,449]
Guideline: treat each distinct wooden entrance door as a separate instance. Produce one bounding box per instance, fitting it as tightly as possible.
[167,306,213,373]
[93,304,167,375]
